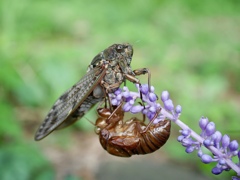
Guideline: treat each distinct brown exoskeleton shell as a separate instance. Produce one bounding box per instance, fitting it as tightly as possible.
[95,105,171,157]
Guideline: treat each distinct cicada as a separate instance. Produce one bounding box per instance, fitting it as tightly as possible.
[35,43,149,141]
[95,105,171,157]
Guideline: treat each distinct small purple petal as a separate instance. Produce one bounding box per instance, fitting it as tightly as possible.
[229,140,238,152]
[111,99,118,106]
[161,91,169,102]
[129,99,135,105]
[122,91,130,98]
[182,138,194,147]
[212,167,223,175]
[149,106,156,113]
[222,135,230,149]
[130,105,144,114]
[149,92,157,102]
[205,122,215,136]
[186,146,195,153]
[164,99,174,111]
[199,117,209,130]
[175,105,182,114]
[147,111,154,120]
[123,102,132,112]
[201,154,213,164]
[177,135,185,142]
[123,86,129,92]
[114,88,122,95]
[140,84,149,95]
[116,94,122,100]
[238,150,240,160]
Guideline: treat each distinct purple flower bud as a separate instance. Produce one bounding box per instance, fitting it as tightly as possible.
[123,86,129,92]
[199,117,209,130]
[111,99,118,106]
[129,99,135,105]
[161,91,169,102]
[198,150,203,157]
[130,105,144,114]
[203,139,212,147]
[175,105,182,114]
[150,86,155,92]
[114,88,122,95]
[182,138,194,147]
[205,122,215,136]
[219,159,226,165]
[229,140,238,152]
[222,135,230,149]
[123,102,132,112]
[181,129,190,137]
[142,108,148,115]
[177,135,185,142]
[164,99,174,111]
[122,91,130,98]
[232,176,240,180]
[140,84,149,95]
[212,131,222,145]
[212,167,223,175]
[147,111,154,120]
[201,154,213,164]
[125,96,133,102]
[116,94,122,100]
[149,106,156,113]
[186,146,195,153]
[238,150,240,160]
[149,92,157,102]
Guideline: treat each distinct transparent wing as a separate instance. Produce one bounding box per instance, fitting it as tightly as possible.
[34,66,106,140]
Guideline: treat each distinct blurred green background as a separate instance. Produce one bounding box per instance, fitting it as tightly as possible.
[1,0,240,179]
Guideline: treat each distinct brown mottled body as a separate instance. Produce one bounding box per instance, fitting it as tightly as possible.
[95,106,171,157]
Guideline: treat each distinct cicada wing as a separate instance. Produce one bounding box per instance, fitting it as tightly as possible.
[34,65,107,141]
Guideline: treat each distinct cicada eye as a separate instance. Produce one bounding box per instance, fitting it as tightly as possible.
[116,45,125,53]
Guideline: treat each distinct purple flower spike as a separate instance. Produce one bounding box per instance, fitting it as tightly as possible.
[164,99,174,111]
[222,135,230,149]
[229,140,239,152]
[199,117,209,130]
[161,91,169,102]
[205,122,215,136]
[130,105,144,114]
[149,92,157,102]
[201,154,213,164]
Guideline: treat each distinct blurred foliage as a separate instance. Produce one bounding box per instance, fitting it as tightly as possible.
[0,0,240,179]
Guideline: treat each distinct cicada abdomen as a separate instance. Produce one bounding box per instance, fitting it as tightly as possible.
[95,105,171,157]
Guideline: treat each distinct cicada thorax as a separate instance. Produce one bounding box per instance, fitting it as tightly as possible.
[95,105,171,157]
